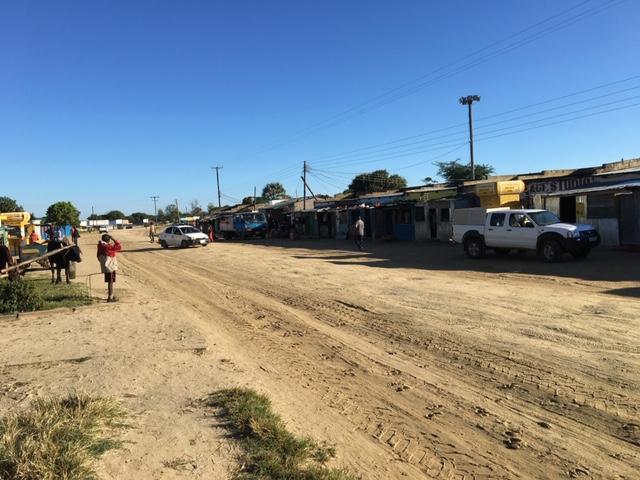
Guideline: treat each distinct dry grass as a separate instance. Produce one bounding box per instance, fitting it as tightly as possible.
[208,388,355,480]
[0,394,126,480]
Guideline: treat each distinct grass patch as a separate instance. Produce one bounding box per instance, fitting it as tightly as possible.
[0,393,126,480]
[208,388,355,480]
[0,277,91,314]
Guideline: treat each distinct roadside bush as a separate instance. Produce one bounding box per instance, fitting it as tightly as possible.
[0,279,43,314]
[0,394,126,480]
[208,388,355,480]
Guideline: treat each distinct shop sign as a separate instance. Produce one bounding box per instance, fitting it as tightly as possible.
[527,176,594,195]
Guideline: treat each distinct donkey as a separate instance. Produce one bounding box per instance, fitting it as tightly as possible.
[47,240,82,284]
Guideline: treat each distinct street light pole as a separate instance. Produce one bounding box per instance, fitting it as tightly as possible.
[459,95,481,180]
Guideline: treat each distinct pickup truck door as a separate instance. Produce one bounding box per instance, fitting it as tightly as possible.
[506,213,538,248]
[485,212,508,247]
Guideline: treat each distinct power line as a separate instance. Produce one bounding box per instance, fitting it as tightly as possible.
[308,76,640,167]
[237,0,627,160]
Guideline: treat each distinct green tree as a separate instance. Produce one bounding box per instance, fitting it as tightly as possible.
[206,203,218,214]
[189,200,204,217]
[103,210,126,221]
[434,159,495,181]
[0,196,23,213]
[45,201,81,226]
[242,196,265,205]
[128,212,149,225]
[156,208,165,221]
[262,182,287,200]
[164,204,179,222]
[347,170,407,195]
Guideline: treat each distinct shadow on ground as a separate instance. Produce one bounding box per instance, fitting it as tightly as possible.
[241,238,640,288]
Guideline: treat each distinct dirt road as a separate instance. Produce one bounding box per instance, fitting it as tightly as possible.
[115,229,639,479]
[2,229,639,478]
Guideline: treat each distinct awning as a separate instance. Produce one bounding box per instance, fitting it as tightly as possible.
[543,181,640,196]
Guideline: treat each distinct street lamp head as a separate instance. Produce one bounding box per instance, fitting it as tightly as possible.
[459,95,481,105]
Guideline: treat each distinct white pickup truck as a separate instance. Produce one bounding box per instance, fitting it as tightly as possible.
[452,208,600,262]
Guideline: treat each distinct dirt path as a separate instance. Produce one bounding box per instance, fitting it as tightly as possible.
[115,229,638,479]
[2,228,638,479]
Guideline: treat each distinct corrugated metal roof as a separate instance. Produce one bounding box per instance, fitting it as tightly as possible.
[544,181,640,196]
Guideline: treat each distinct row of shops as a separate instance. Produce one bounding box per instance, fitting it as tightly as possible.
[215,157,640,246]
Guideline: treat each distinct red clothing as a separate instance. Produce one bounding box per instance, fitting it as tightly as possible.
[97,240,122,258]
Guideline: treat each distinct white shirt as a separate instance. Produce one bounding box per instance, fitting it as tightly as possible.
[355,219,365,235]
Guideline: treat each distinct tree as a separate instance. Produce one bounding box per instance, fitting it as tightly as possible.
[434,159,495,181]
[262,182,287,200]
[242,196,265,205]
[45,201,80,226]
[104,210,126,221]
[164,204,179,222]
[347,170,407,195]
[422,176,435,184]
[128,212,149,225]
[189,200,204,217]
[206,203,218,215]
[156,208,165,221]
[0,196,23,213]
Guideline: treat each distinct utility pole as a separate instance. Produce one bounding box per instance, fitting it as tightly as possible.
[253,186,257,210]
[211,166,223,208]
[175,199,180,223]
[303,161,308,210]
[459,95,481,180]
[300,175,317,200]
[150,195,159,222]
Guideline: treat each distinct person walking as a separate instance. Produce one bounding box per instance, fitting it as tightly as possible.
[354,215,365,251]
[148,222,156,243]
[97,234,122,302]
[207,224,215,242]
[71,225,80,246]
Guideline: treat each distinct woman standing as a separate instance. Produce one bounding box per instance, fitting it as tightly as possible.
[97,234,122,302]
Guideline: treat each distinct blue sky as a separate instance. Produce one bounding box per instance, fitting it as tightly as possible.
[1,0,639,217]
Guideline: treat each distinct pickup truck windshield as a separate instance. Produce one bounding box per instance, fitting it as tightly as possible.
[529,211,561,226]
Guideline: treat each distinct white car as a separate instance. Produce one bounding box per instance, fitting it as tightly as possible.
[158,225,209,248]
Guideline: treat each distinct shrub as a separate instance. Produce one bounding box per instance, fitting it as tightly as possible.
[0,279,43,314]
[0,394,126,480]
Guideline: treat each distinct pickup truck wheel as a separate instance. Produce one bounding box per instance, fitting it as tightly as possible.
[494,248,510,257]
[542,239,562,263]
[160,240,168,249]
[465,237,486,259]
[571,248,590,259]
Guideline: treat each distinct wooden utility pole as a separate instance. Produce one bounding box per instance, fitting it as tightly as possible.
[150,196,159,222]
[211,166,223,208]
[253,186,257,210]
[175,199,180,223]
[303,161,307,210]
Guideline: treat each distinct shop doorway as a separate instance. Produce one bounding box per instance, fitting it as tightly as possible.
[559,196,576,223]
[618,193,639,245]
[428,208,437,239]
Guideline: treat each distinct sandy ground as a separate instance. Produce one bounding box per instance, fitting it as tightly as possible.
[1,228,639,479]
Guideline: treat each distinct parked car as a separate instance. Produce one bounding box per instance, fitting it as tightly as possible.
[452,208,600,262]
[159,225,209,248]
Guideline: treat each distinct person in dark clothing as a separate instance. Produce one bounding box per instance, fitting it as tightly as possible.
[71,226,80,246]
[0,241,14,275]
